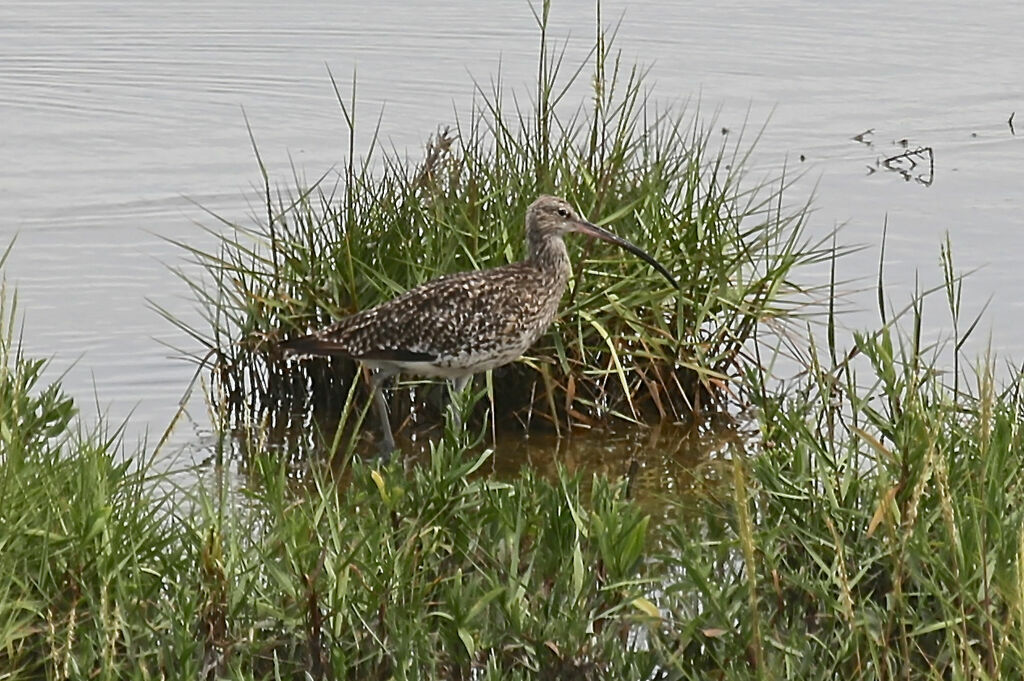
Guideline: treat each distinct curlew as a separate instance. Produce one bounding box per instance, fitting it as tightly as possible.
[281,195,677,455]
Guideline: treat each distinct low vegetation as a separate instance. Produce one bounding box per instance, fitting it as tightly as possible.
[5,226,1024,679]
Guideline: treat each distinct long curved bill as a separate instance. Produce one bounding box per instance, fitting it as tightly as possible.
[571,218,679,289]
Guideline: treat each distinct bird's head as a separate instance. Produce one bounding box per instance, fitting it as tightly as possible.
[525,195,679,289]
[526,195,592,239]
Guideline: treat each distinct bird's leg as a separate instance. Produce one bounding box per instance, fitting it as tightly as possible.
[447,374,473,431]
[369,369,397,458]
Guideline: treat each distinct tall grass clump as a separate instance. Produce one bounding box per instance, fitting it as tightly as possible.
[0,253,187,677]
[185,431,665,679]
[166,2,837,440]
[650,244,1024,679]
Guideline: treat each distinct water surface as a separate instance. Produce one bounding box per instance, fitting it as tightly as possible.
[1,0,1021,470]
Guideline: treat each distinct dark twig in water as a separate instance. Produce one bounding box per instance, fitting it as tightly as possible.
[883,146,934,186]
[852,128,874,145]
[1010,112,1016,136]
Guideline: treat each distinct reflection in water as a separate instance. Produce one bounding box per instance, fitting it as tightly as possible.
[211,390,752,522]
[487,417,746,517]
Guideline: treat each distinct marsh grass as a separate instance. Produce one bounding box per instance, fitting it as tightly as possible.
[652,239,1024,678]
[0,270,668,677]
[184,433,664,679]
[6,186,1024,681]
[0,253,188,677]
[162,2,838,444]
[8,233,1024,678]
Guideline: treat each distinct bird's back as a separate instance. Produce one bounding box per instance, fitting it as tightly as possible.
[283,261,568,376]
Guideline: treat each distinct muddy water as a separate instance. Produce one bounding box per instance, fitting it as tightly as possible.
[1,1,1021,475]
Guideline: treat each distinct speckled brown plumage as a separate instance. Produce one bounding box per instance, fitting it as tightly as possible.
[284,261,568,375]
[281,195,677,454]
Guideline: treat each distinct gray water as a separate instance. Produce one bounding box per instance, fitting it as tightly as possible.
[1,0,1021,463]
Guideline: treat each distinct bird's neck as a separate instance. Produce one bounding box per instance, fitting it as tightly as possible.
[527,234,571,286]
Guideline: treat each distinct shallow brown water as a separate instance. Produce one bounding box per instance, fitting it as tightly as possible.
[217,401,744,518]
[1,0,1022,477]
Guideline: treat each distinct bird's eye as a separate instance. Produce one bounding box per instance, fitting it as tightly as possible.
[557,207,570,218]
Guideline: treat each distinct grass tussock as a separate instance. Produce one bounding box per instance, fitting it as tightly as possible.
[163,3,836,439]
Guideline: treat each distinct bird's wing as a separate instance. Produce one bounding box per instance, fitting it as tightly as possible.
[308,266,543,361]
